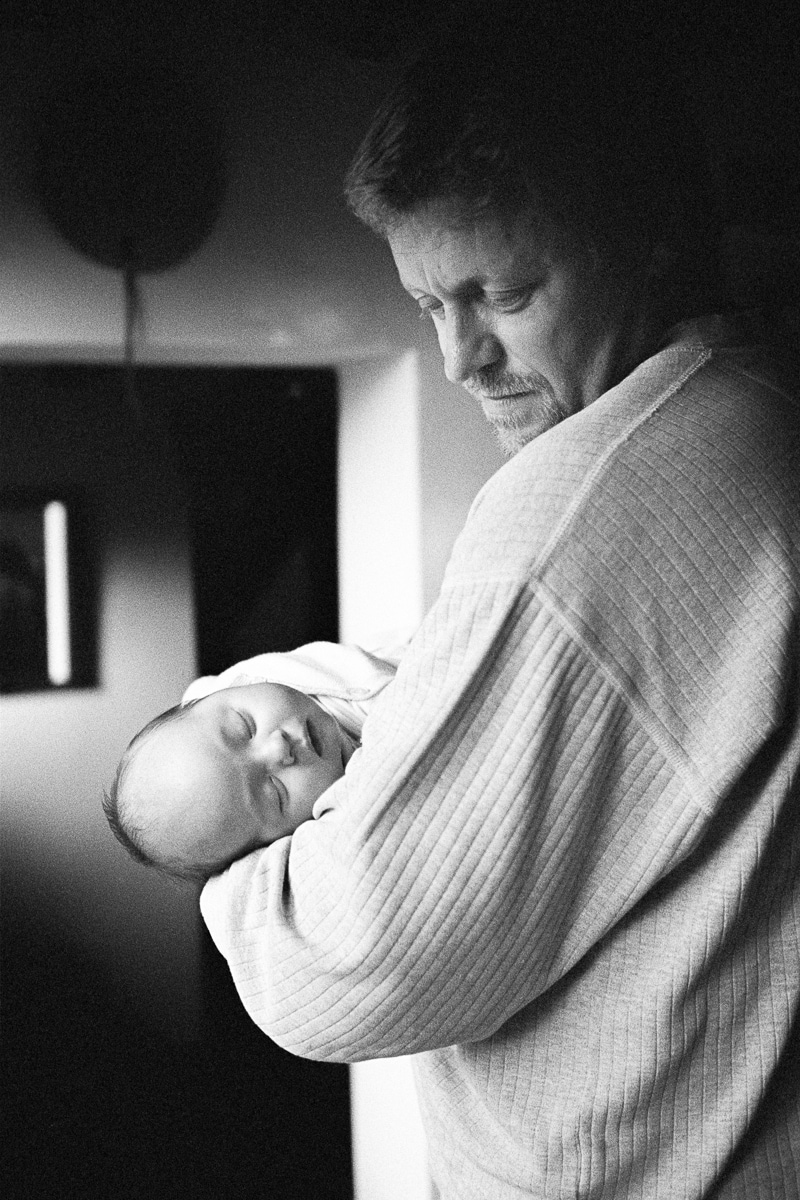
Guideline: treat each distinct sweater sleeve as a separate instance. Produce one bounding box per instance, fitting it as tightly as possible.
[200,569,707,1062]
[199,335,800,1065]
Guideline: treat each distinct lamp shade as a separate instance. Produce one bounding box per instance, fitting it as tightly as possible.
[35,55,225,274]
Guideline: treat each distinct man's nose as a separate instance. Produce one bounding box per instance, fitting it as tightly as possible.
[442,306,501,384]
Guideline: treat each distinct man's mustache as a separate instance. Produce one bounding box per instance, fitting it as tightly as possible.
[463,369,552,400]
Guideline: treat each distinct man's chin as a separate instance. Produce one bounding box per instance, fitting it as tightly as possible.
[491,422,534,457]
[486,397,570,456]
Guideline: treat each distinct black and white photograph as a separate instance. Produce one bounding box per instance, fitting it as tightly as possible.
[2,2,799,1198]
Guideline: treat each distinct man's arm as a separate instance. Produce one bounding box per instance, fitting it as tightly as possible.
[201,570,701,1062]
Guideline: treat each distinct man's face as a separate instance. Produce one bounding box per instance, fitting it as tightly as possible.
[128,683,353,874]
[388,199,653,454]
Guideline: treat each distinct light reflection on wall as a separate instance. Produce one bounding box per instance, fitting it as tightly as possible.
[338,351,423,650]
[43,500,71,685]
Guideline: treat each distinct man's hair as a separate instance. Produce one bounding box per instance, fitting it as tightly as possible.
[345,25,723,309]
[103,702,211,886]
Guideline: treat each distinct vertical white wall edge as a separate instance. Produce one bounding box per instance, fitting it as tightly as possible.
[337,352,436,1200]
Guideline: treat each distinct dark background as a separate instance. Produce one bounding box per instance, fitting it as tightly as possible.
[1,363,348,1198]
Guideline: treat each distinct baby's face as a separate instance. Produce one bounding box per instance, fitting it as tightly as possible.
[130,682,353,874]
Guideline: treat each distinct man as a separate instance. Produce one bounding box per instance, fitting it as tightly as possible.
[201,30,800,1198]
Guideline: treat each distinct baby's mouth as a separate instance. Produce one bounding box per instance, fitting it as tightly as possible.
[306,717,323,758]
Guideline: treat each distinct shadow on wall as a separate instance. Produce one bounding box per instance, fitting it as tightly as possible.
[2,874,351,1199]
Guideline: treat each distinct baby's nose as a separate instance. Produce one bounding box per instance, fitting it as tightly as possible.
[262,730,295,768]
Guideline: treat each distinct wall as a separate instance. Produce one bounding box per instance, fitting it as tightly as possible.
[0,15,504,1200]
[1,370,202,1039]
[0,16,505,595]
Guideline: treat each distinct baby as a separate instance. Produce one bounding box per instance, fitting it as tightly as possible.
[104,642,398,883]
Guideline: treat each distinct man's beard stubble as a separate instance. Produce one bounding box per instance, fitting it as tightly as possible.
[463,369,573,457]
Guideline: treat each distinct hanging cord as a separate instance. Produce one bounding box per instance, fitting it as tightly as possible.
[123,253,145,425]
[120,250,184,505]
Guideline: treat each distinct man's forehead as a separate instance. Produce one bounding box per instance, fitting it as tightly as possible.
[387,199,564,289]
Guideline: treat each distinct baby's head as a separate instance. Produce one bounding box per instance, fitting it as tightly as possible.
[104,682,355,883]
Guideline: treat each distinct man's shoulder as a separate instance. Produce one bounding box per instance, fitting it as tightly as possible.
[450,338,710,576]
[449,323,800,586]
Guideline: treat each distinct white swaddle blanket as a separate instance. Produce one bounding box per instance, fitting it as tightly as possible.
[181,641,399,742]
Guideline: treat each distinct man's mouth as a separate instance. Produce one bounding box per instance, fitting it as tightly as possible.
[468,386,535,403]
[478,392,535,415]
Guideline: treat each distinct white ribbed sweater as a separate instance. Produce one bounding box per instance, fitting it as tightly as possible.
[202,316,800,1198]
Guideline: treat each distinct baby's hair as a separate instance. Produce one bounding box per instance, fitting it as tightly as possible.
[103,700,211,885]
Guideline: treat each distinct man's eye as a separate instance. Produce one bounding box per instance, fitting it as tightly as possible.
[485,287,535,313]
